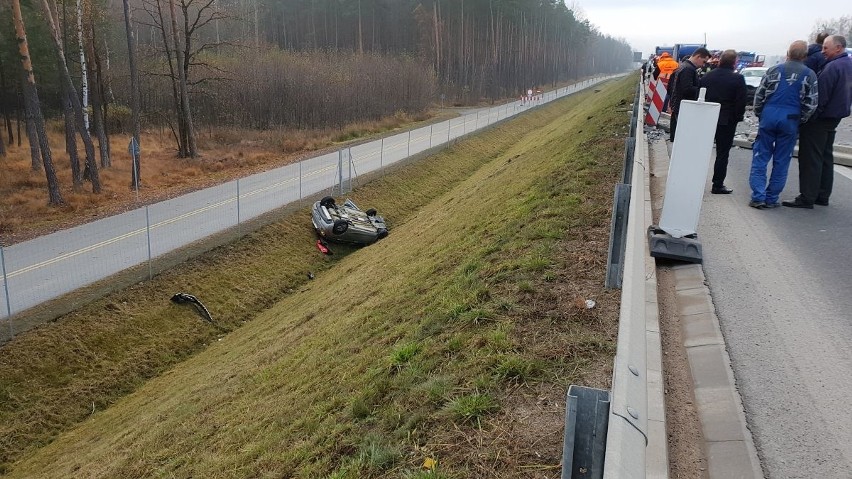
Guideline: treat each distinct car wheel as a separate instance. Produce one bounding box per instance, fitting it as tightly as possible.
[377,228,389,240]
[320,196,336,208]
[332,220,349,235]
[365,208,377,217]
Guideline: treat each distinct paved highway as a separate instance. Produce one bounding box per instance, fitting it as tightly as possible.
[698,147,852,478]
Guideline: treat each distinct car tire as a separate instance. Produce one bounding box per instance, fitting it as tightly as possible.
[332,220,349,235]
[365,208,377,217]
[320,196,336,208]
[377,228,389,240]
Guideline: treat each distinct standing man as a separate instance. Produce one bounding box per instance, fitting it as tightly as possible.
[784,35,852,208]
[749,41,818,209]
[805,32,829,74]
[699,49,747,194]
[669,47,712,142]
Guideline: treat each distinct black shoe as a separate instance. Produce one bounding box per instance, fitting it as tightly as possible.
[749,200,766,209]
[763,202,781,209]
[781,199,814,209]
[711,186,733,194]
[815,199,829,206]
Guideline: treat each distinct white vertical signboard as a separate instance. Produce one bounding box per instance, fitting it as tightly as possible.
[659,88,720,238]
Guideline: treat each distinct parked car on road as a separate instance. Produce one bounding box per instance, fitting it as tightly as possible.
[311,196,388,245]
[740,67,768,104]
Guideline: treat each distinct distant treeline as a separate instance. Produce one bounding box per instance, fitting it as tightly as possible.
[0,0,631,134]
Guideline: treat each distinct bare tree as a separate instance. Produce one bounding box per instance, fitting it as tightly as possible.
[40,0,101,193]
[169,0,197,157]
[123,0,142,187]
[11,0,63,205]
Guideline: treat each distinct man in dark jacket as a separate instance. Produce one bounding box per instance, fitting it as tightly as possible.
[699,49,747,194]
[804,32,829,73]
[784,35,852,208]
[669,47,711,142]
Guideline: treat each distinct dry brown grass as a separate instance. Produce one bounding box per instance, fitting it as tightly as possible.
[0,109,439,245]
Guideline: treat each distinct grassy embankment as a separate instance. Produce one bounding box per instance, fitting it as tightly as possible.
[1,76,633,477]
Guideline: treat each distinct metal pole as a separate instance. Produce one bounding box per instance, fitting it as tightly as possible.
[1,246,12,335]
[338,150,343,195]
[236,179,241,232]
[407,130,411,158]
[145,206,152,280]
[132,150,139,202]
[348,147,352,193]
[380,138,384,171]
[299,160,302,204]
[429,125,433,149]
[447,121,451,143]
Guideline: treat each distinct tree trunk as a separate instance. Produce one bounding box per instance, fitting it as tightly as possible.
[62,84,83,190]
[0,53,12,153]
[169,0,196,158]
[40,0,101,193]
[122,0,142,188]
[76,0,90,130]
[86,15,109,168]
[155,0,186,157]
[12,0,63,205]
[22,97,40,171]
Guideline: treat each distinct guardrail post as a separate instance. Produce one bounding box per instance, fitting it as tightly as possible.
[605,183,632,289]
[299,160,303,204]
[380,138,384,171]
[407,130,411,158]
[562,385,611,479]
[236,179,241,235]
[429,125,433,148]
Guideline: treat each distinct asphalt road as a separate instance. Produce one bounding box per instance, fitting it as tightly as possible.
[698,146,852,478]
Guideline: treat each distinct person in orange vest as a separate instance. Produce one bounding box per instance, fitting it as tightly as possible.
[655,52,679,83]
[653,52,679,114]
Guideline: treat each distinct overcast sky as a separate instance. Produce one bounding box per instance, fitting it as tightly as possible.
[577,1,850,59]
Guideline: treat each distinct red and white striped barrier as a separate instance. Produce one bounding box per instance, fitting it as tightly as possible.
[644,79,667,126]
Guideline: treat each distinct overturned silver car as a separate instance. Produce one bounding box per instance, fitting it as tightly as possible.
[311,196,388,245]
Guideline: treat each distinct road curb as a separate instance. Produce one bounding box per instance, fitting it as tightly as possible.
[640,131,668,478]
[648,138,764,479]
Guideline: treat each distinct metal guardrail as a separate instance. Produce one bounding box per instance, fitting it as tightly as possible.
[566,76,651,478]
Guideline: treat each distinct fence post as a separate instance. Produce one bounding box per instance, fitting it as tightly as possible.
[338,150,344,195]
[145,206,153,280]
[236,179,241,235]
[1,246,12,337]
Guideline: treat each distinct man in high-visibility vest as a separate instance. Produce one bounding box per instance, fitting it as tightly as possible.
[654,52,679,115]
[654,52,679,82]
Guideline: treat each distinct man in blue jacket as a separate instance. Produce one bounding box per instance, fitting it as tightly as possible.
[749,41,818,209]
[699,49,747,194]
[784,35,852,208]
[805,33,829,73]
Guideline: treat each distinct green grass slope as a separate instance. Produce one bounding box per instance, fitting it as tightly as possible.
[3,76,634,478]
